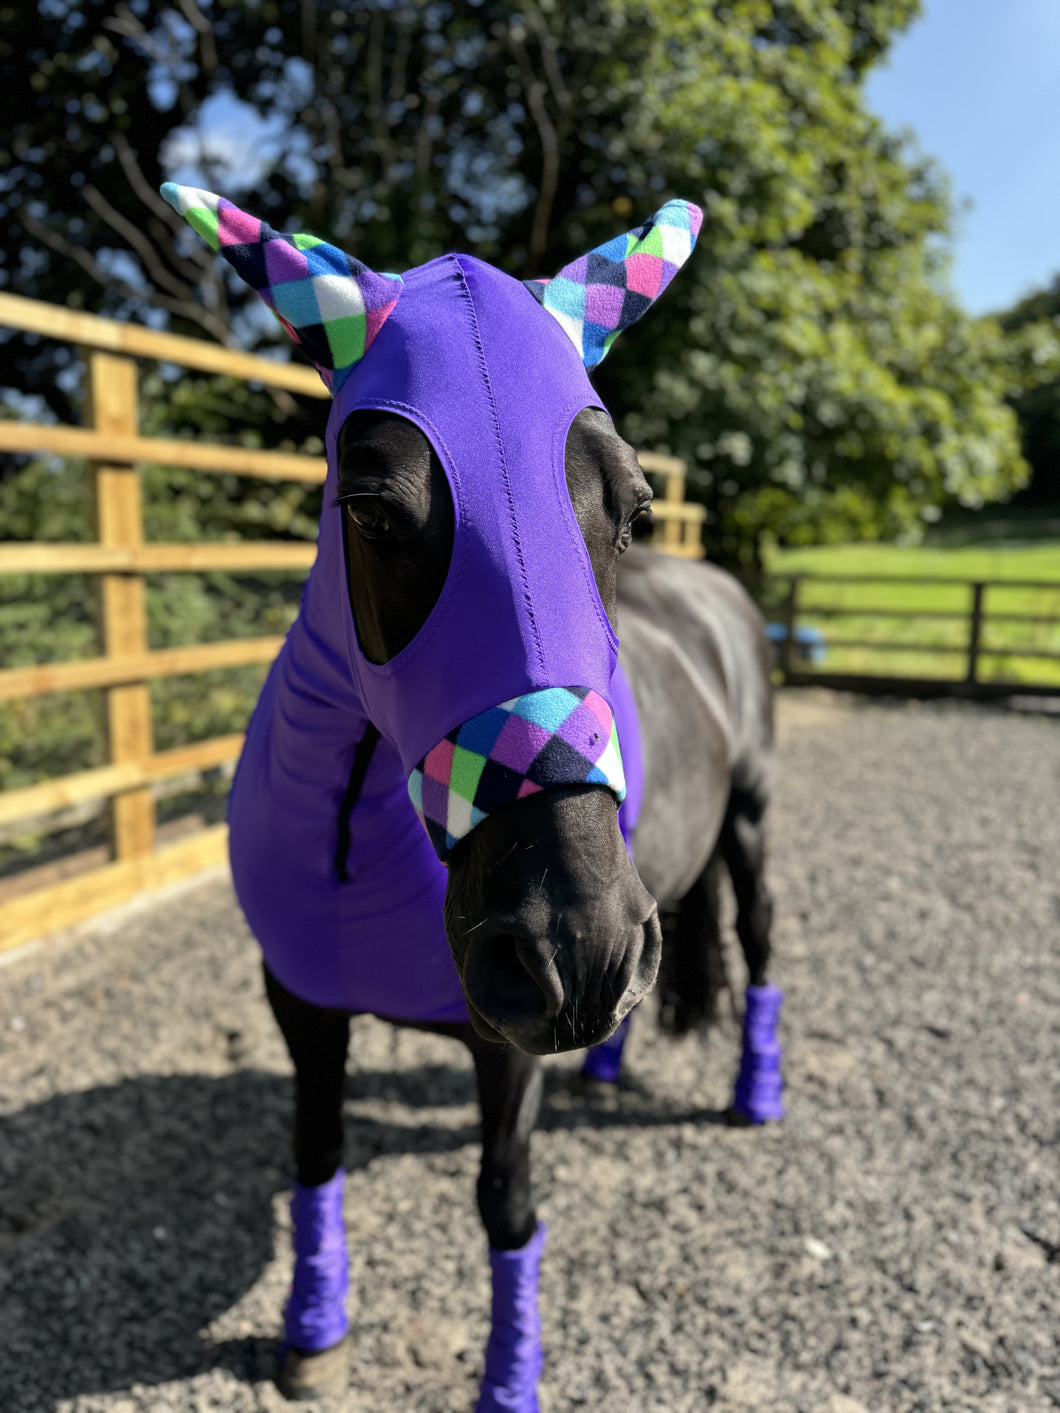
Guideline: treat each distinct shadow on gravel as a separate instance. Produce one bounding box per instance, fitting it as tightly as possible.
[344,1057,732,1134]
[1,1056,710,1404]
[1,1070,290,1404]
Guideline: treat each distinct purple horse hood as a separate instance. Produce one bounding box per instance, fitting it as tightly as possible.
[329,253,627,857]
[161,184,698,1018]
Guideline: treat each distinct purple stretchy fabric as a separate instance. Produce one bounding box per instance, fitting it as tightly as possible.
[732,983,786,1123]
[479,1222,548,1413]
[227,254,644,1020]
[284,1169,349,1353]
[580,1010,633,1083]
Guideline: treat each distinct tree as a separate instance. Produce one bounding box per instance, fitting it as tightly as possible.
[996,278,1060,507]
[0,0,1036,567]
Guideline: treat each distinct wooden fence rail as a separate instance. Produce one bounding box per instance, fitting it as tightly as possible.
[769,572,1060,699]
[0,294,702,952]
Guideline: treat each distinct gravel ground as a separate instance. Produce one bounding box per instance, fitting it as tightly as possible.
[1,690,1057,1413]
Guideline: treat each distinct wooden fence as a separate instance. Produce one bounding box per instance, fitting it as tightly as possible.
[0,293,702,952]
[769,571,1060,699]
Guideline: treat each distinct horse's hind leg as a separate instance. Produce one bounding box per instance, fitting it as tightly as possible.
[463,1029,545,1413]
[718,784,785,1124]
[263,965,353,1400]
[719,784,773,986]
[659,849,728,1035]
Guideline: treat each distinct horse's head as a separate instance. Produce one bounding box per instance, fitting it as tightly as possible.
[336,402,659,1052]
[163,184,701,1053]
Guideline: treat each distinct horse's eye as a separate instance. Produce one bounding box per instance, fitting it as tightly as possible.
[347,501,391,540]
[619,503,653,552]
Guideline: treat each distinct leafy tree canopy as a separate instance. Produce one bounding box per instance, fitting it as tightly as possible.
[995,279,1060,507]
[0,0,1047,568]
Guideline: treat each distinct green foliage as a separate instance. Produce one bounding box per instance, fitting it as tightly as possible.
[2,0,1048,801]
[3,0,1028,566]
[590,0,1031,564]
[995,279,1060,506]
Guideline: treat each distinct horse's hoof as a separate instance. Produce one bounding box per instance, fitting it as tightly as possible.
[569,1070,618,1096]
[277,1334,351,1401]
[725,1103,784,1126]
[724,1104,754,1127]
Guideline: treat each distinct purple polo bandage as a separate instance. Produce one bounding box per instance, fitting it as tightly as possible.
[477,1221,547,1413]
[580,1011,632,1083]
[732,983,785,1123]
[284,1169,350,1353]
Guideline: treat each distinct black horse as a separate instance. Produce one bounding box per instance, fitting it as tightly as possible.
[160,184,782,1409]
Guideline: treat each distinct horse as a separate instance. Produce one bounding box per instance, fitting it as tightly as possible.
[161,183,784,1409]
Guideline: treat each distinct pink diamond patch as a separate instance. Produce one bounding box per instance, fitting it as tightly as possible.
[216,203,262,248]
[624,252,665,298]
[424,737,455,784]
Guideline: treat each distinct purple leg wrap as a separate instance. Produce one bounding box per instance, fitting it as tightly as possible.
[580,1011,632,1083]
[477,1221,547,1413]
[732,983,785,1123]
[284,1169,350,1353]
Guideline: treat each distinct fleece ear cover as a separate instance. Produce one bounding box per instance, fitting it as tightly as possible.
[162,184,702,382]
[161,182,402,395]
[523,199,702,368]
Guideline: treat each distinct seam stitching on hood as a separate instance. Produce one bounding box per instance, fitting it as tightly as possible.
[453,258,546,678]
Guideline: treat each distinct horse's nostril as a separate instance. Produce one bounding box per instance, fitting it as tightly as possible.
[465,933,565,1025]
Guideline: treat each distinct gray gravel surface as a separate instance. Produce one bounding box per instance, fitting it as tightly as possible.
[1,691,1057,1413]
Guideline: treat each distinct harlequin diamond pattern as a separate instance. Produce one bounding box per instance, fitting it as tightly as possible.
[524,199,702,369]
[408,687,627,859]
[161,183,402,393]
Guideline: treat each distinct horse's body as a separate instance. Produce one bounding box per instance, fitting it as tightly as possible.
[160,184,783,1410]
[619,544,773,915]
[260,538,777,1404]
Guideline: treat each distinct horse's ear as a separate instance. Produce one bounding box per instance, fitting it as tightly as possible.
[160,183,403,396]
[524,199,702,369]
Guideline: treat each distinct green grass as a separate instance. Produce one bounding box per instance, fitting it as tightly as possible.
[764,539,1060,687]
[766,540,1060,580]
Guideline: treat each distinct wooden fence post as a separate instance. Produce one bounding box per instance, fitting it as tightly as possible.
[662,466,685,553]
[966,581,985,685]
[87,350,156,860]
[781,575,800,678]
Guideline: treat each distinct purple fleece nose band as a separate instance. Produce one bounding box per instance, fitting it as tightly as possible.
[409,686,625,859]
[284,1169,350,1353]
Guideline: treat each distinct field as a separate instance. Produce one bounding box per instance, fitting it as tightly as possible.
[765,536,1060,688]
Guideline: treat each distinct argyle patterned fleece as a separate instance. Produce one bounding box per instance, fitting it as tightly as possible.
[524,199,702,369]
[160,183,402,393]
[408,687,626,860]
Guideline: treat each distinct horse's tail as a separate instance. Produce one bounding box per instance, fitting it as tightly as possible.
[656,848,730,1035]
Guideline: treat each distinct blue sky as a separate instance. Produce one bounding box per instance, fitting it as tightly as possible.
[865,0,1060,316]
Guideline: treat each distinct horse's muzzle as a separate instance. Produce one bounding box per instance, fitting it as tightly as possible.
[459,909,662,1054]
[443,785,662,1054]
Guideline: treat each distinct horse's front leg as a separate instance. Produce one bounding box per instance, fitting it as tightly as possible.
[462,1028,546,1413]
[263,965,353,1401]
